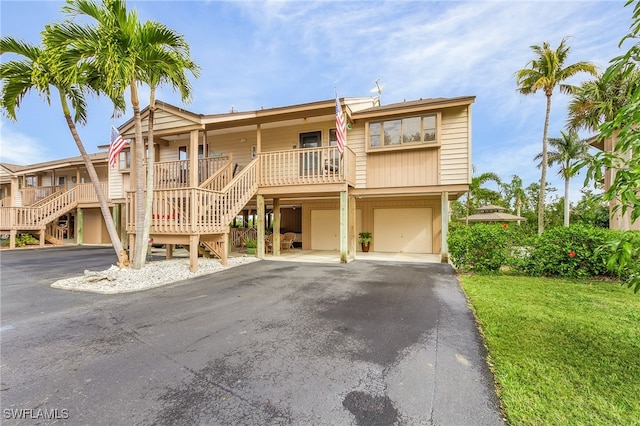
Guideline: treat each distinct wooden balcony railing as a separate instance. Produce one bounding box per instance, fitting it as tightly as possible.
[1,186,79,230]
[76,182,108,203]
[0,182,107,230]
[127,159,259,235]
[259,146,355,187]
[21,185,65,206]
[153,156,231,189]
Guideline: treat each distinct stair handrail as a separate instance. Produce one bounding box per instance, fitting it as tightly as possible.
[199,158,234,191]
[29,185,67,207]
[217,158,259,225]
[35,186,79,225]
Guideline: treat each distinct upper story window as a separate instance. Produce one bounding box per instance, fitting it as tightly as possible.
[368,113,438,151]
[119,150,131,171]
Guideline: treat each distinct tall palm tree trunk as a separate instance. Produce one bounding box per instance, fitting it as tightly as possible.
[131,80,146,269]
[60,92,124,261]
[563,176,570,227]
[141,88,156,266]
[538,94,552,235]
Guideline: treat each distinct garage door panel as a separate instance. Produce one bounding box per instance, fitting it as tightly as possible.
[311,209,362,251]
[311,210,339,250]
[373,208,432,253]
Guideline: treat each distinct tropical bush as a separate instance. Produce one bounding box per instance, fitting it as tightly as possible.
[520,225,613,278]
[449,224,638,284]
[448,223,514,273]
[15,233,38,247]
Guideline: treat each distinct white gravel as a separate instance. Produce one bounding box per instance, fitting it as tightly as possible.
[51,256,260,294]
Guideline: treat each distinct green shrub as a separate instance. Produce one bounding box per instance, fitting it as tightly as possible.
[518,225,615,279]
[448,224,514,273]
[603,230,640,292]
[15,233,38,247]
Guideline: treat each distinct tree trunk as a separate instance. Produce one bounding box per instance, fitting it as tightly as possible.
[564,177,570,227]
[131,80,146,269]
[59,92,124,262]
[538,94,552,235]
[141,87,156,265]
[465,195,470,226]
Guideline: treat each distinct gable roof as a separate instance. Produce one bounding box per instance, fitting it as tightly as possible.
[0,152,108,175]
[352,96,476,119]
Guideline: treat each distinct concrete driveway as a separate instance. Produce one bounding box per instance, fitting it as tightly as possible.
[0,247,503,425]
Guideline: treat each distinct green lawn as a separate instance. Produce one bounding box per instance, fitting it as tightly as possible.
[461,275,640,426]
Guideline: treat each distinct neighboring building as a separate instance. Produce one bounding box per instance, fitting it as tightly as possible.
[0,153,124,247]
[588,134,640,231]
[1,94,475,268]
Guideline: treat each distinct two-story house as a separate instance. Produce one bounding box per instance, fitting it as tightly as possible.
[1,94,474,271]
[111,95,474,270]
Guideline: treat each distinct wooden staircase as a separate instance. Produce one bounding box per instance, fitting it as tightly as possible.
[130,158,259,266]
[0,183,107,248]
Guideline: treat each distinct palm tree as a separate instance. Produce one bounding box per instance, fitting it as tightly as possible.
[567,69,640,133]
[567,69,640,229]
[51,0,198,269]
[465,169,502,225]
[515,37,597,234]
[139,48,200,269]
[534,130,589,226]
[0,34,126,263]
[501,175,526,224]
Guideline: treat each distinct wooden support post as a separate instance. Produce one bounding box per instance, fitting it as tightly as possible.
[348,195,356,260]
[189,234,199,272]
[112,203,120,239]
[121,203,129,249]
[441,191,449,263]
[256,124,262,155]
[166,244,174,260]
[39,229,45,247]
[220,234,228,266]
[189,130,199,187]
[9,229,16,249]
[77,207,83,245]
[273,198,280,256]
[339,191,348,263]
[257,194,265,258]
[128,234,135,261]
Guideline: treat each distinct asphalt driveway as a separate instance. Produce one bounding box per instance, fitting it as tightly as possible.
[0,247,503,425]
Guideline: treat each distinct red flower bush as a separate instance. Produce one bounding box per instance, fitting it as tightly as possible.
[568,251,576,258]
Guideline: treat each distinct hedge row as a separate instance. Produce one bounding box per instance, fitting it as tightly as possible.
[448,224,639,281]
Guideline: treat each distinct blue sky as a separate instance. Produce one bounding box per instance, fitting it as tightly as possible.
[0,0,634,202]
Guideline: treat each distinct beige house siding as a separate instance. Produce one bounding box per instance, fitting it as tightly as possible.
[109,165,125,200]
[348,125,367,188]
[207,130,256,167]
[125,109,198,136]
[366,148,439,188]
[440,106,470,185]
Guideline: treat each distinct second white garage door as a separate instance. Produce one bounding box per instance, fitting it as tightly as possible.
[310,209,363,251]
[373,208,432,253]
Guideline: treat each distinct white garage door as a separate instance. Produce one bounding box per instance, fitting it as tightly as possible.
[373,208,432,253]
[310,209,362,251]
[311,210,340,250]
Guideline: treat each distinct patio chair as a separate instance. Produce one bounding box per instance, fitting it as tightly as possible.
[266,234,274,254]
[281,232,295,251]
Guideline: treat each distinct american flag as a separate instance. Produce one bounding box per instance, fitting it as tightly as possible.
[108,126,127,167]
[335,96,346,154]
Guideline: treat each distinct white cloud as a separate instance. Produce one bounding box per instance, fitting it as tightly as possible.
[0,120,51,165]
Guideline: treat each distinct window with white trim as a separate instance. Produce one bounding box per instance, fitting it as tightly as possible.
[368,114,437,149]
